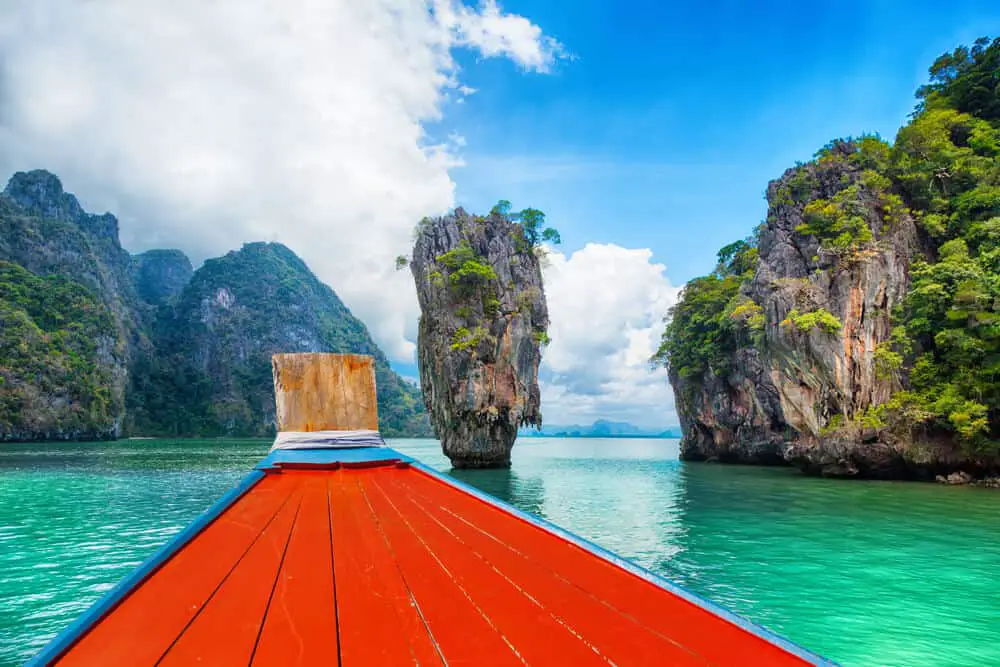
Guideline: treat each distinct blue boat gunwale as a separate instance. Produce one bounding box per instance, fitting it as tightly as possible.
[28,445,838,667]
[26,468,268,667]
[27,446,418,666]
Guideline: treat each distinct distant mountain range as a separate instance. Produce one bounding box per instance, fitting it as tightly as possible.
[519,419,680,439]
[0,169,431,440]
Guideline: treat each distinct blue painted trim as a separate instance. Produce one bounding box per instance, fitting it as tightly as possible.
[409,462,839,667]
[256,446,414,470]
[26,469,267,667]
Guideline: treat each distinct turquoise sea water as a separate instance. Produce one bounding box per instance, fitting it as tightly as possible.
[1,438,999,666]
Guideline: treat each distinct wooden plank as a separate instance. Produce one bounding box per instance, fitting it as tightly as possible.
[251,474,340,666]
[56,475,296,667]
[329,470,444,665]
[157,485,302,666]
[357,470,524,666]
[272,353,378,432]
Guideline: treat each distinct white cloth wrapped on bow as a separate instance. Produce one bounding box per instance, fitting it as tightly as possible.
[270,429,385,451]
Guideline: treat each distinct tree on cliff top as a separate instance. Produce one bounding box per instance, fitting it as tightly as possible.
[652,236,760,382]
[917,36,1000,122]
[490,200,562,247]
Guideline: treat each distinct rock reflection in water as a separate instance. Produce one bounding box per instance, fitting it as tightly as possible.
[448,467,546,518]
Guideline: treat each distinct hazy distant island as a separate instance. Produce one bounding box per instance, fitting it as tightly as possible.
[519,419,681,439]
[653,37,1000,485]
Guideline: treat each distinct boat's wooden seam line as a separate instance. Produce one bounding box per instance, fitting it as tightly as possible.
[364,473,527,666]
[28,470,270,667]
[398,486,617,666]
[355,474,448,666]
[397,473,713,665]
[385,475,619,666]
[152,484,300,667]
[248,495,304,666]
[325,477,343,667]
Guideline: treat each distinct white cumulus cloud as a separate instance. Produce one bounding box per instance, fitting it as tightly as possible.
[0,0,563,361]
[539,244,680,429]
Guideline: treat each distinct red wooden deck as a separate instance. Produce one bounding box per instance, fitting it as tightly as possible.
[50,462,820,666]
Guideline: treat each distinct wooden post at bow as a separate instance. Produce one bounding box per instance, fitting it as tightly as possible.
[271,353,379,432]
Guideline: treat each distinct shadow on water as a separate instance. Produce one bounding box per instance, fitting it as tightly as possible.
[0,439,271,473]
[447,467,547,518]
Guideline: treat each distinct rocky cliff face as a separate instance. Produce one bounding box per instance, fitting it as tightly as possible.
[749,145,925,476]
[411,209,548,467]
[665,39,1000,481]
[756,145,920,418]
[132,242,430,437]
[670,142,932,476]
[672,347,788,464]
[669,137,995,478]
[1,170,431,440]
[0,171,138,440]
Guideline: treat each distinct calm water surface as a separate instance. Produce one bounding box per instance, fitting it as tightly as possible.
[1,438,999,666]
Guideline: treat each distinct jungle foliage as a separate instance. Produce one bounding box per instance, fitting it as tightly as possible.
[0,261,117,434]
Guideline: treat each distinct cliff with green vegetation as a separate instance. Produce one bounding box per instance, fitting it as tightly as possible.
[0,171,141,440]
[130,242,429,437]
[133,249,193,306]
[0,171,431,440]
[0,261,120,440]
[656,37,1000,481]
[409,203,552,467]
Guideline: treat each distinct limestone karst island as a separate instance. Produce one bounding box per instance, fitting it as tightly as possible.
[656,45,1000,484]
[408,204,552,468]
[1,4,999,666]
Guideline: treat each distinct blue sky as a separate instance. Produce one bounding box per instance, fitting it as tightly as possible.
[440,0,1000,283]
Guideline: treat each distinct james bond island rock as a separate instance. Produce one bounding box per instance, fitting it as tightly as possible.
[410,205,552,468]
[657,37,1000,481]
